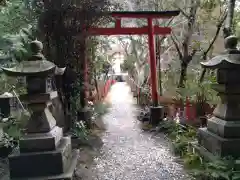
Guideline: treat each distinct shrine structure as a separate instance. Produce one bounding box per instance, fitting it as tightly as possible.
[86,11,180,125]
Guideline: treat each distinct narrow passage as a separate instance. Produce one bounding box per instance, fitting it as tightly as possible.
[90,82,190,180]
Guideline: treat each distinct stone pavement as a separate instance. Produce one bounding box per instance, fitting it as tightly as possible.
[87,82,190,180]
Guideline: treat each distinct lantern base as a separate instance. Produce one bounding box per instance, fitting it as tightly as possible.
[10,150,79,180]
[9,136,78,180]
[150,106,164,126]
[19,126,63,153]
[198,127,240,158]
[25,107,56,133]
[207,116,240,138]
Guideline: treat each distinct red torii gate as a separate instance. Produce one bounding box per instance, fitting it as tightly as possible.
[87,11,180,107]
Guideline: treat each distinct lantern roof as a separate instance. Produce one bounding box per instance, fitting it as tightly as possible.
[200,35,240,69]
[1,40,56,77]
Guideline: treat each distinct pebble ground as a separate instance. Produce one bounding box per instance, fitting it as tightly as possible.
[88,82,191,180]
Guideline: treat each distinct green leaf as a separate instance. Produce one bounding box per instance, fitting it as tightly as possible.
[6,125,21,139]
[232,172,240,180]
[207,160,230,171]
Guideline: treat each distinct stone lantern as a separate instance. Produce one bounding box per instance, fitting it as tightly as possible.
[198,35,240,158]
[2,40,78,179]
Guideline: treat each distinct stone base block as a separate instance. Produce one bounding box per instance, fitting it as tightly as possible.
[150,106,164,126]
[191,141,219,162]
[26,107,56,133]
[11,149,79,180]
[198,127,240,158]
[19,126,63,153]
[207,116,240,138]
[9,136,72,179]
[20,91,58,104]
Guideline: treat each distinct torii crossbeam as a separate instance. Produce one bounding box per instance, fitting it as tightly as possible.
[87,10,180,107]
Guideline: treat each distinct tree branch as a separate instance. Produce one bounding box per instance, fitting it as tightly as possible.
[199,10,227,83]
[119,37,130,56]
[182,0,198,58]
[154,17,176,62]
[191,49,197,57]
[171,34,183,60]
[202,11,227,60]
[174,2,190,19]
[223,0,236,38]
[139,44,147,61]
[156,17,175,45]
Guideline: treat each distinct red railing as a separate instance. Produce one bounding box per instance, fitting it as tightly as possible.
[103,79,116,97]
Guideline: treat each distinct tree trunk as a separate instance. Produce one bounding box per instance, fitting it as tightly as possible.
[77,40,87,109]
[223,0,236,37]
[80,60,86,108]
[178,63,188,88]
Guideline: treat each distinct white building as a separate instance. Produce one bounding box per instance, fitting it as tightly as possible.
[106,44,126,74]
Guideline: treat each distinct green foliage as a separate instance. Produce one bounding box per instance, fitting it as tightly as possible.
[184,152,203,170]
[2,111,29,136]
[0,0,36,34]
[70,80,83,113]
[200,0,224,13]
[162,67,219,105]
[0,74,15,94]
[234,9,240,38]
[0,74,26,95]
[0,132,14,148]
[189,157,240,180]
[71,121,89,140]
[93,102,110,117]
[0,0,40,66]
[1,26,37,64]
[160,121,197,157]
[121,57,136,72]
[119,36,147,77]
[159,120,240,180]
[158,120,178,134]
[0,110,30,147]
[88,38,111,80]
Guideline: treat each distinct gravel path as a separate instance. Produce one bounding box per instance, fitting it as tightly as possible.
[88,82,190,180]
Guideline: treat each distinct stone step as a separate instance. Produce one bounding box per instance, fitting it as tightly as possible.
[11,149,79,180]
[19,126,63,153]
[9,136,73,179]
[198,127,240,158]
